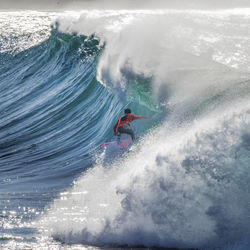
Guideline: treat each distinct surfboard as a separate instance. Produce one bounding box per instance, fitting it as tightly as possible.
[101,138,133,149]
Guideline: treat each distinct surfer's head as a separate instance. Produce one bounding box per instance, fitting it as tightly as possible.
[125,108,131,114]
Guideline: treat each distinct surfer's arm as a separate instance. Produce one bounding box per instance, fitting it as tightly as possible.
[113,120,119,136]
[131,114,147,120]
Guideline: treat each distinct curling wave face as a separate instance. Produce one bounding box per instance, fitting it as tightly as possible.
[0,29,116,189]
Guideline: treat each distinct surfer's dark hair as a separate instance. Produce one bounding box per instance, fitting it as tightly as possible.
[125,108,131,114]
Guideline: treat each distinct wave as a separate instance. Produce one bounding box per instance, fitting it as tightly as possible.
[1,10,250,249]
[0,30,112,189]
[0,26,159,191]
[34,10,250,249]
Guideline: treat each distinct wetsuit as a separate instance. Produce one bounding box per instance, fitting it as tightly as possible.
[113,113,146,141]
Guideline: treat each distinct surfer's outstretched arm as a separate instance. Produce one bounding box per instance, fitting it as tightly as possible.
[131,114,148,120]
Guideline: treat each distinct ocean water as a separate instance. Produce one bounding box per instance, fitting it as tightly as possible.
[0,9,250,250]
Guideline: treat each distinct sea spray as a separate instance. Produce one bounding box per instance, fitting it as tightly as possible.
[40,99,250,248]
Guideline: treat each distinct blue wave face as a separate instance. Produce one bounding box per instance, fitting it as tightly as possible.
[0,30,124,190]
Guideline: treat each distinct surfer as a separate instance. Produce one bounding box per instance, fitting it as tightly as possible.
[113,108,147,141]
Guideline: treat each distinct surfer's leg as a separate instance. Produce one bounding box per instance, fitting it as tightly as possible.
[118,126,135,140]
[117,132,121,143]
[128,129,135,140]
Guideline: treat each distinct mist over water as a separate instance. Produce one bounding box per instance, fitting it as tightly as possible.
[56,10,250,112]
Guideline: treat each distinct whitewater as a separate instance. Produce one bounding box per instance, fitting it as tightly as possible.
[0,9,250,250]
